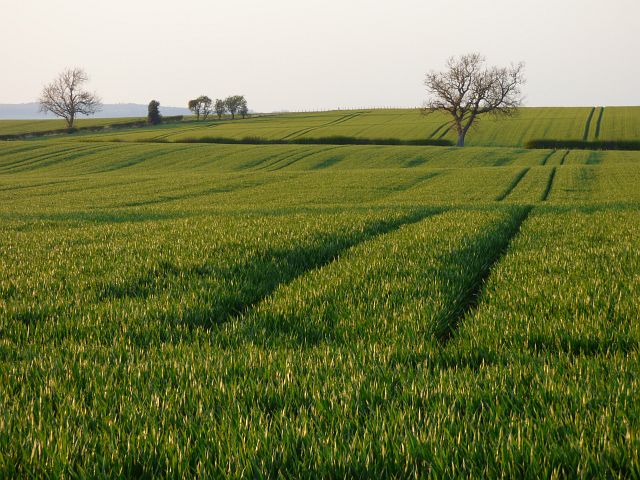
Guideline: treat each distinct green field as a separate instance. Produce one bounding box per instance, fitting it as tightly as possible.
[55,106,640,147]
[1,126,640,477]
[0,117,152,137]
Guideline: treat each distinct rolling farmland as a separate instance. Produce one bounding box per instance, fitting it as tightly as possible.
[58,106,640,148]
[0,117,151,137]
[1,112,640,477]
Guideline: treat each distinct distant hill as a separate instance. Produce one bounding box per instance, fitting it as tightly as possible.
[0,103,190,120]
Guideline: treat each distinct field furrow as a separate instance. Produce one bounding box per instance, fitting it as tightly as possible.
[541,167,556,201]
[582,107,596,141]
[495,168,530,201]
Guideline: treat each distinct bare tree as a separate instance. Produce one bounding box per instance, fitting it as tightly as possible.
[38,68,102,129]
[423,53,525,147]
[214,98,227,119]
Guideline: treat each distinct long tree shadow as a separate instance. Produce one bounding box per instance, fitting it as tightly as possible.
[228,206,533,350]
[97,208,440,341]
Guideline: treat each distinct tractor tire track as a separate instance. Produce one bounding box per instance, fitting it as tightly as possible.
[541,167,557,201]
[281,112,363,141]
[594,107,605,139]
[267,146,346,171]
[433,206,533,343]
[496,168,530,201]
[582,107,596,141]
[540,150,556,166]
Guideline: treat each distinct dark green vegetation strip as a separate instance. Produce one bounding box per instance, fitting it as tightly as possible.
[0,116,185,141]
[526,139,640,150]
[171,135,453,146]
[582,107,596,141]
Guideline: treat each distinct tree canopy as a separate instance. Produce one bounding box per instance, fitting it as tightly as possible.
[38,68,102,129]
[423,53,525,146]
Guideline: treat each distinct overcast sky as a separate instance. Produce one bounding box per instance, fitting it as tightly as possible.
[2,0,638,111]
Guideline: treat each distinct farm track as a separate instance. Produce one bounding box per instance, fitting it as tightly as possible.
[376,171,441,202]
[6,176,161,203]
[432,207,532,342]
[94,145,198,173]
[99,210,435,328]
[438,124,453,139]
[583,107,596,141]
[540,150,556,166]
[114,175,301,209]
[594,107,605,139]
[559,150,570,165]
[11,144,123,174]
[0,142,51,158]
[280,112,363,140]
[0,144,94,172]
[152,123,218,141]
[541,167,557,201]
[0,179,77,193]
[268,146,347,171]
[247,147,324,171]
[495,168,530,201]
[428,122,450,139]
[231,146,300,170]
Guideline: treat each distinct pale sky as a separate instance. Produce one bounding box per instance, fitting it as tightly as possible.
[2,0,639,111]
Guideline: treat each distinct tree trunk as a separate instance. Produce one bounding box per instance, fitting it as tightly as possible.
[67,115,75,129]
[456,129,465,147]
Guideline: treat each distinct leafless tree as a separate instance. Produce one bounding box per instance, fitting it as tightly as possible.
[38,68,102,129]
[423,53,525,147]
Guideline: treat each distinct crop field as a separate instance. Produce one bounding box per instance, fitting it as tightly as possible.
[0,117,152,137]
[62,106,640,147]
[1,129,640,477]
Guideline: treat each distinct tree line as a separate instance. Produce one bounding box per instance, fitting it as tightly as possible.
[36,68,251,128]
[188,95,248,120]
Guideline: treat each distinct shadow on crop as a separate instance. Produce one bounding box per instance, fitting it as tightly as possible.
[98,209,438,342]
